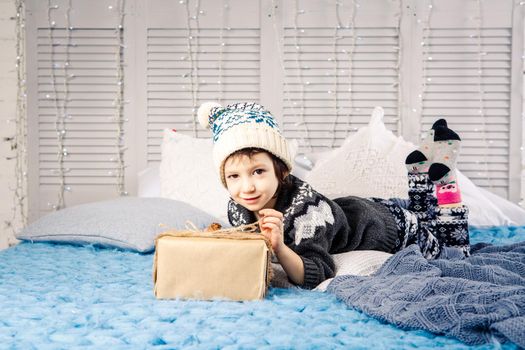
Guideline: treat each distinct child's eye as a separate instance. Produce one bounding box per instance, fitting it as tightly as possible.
[226,174,238,179]
[254,169,265,175]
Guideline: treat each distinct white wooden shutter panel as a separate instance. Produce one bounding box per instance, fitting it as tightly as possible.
[36,28,123,209]
[419,0,516,199]
[141,0,261,166]
[37,28,121,175]
[24,0,524,222]
[278,0,401,152]
[26,0,126,219]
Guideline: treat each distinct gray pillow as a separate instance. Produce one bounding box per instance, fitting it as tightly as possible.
[16,197,224,253]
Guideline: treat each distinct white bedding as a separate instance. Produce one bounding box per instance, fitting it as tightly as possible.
[138,163,525,227]
[141,109,525,227]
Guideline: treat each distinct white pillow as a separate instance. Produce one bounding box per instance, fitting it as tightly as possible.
[301,107,525,227]
[477,186,525,225]
[159,130,230,224]
[305,106,415,199]
[137,166,161,197]
[315,250,393,292]
[457,171,524,226]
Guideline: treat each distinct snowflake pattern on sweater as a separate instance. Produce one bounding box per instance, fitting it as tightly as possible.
[293,200,335,245]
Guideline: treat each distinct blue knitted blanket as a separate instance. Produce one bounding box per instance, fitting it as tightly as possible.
[327,241,525,347]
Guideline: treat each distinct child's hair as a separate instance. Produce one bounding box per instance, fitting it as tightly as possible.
[226,148,291,190]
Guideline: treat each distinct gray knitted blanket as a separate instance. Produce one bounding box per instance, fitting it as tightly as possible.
[327,241,525,347]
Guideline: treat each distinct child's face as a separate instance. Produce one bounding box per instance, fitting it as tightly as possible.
[224,152,279,213]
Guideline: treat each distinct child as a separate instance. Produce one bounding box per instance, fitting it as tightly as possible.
[198,102,470,289]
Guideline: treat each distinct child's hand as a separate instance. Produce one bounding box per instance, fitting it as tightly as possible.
[258,208,285,254]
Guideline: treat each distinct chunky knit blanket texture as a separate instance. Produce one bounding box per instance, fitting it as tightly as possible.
[327,241,525,347]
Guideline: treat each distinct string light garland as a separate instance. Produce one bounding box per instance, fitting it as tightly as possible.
[183,0,202,136]
[330,3,341,148]
[343,0,357,137]
[262,0,311,151]
[418,0,434,127]
[45,0,128,204]
[420,0,497,195]
[335,0,358,142]
[394,0,403,134]
[113,0,127,196]
[290,0,312,151]
[217,0,230,104]
[46,0,73,210]
[474,0,493,189]
[279,1,400,150]
[4,0,28,242]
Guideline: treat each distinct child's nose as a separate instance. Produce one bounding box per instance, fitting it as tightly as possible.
[241,179,255,192]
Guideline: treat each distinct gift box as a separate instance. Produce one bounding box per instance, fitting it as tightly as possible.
[153,225,272,301]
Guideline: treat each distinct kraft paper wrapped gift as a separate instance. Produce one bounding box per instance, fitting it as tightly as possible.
[153,227,272,301]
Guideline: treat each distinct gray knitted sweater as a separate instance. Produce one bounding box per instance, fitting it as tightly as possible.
[227,175,398,289]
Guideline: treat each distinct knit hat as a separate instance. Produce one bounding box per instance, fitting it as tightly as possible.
[197,102,293,186]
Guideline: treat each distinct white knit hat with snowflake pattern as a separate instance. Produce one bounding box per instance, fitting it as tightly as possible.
[198,101,293,186]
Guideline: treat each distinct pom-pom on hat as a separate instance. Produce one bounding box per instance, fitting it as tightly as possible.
[197,102,293,186]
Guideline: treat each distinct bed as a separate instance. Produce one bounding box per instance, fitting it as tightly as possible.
[1,225,523,348]
[4,113,524,348]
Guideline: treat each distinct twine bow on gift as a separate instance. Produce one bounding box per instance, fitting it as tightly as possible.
[156,221,272,254]
[187,221,260,234]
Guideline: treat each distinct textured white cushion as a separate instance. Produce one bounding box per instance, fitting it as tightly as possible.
[304,107,415,199]
[159,129,230,223]
[301,107,525,227]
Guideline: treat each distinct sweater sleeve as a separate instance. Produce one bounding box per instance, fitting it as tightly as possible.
[286,200,343,290]
[297,236,336,289]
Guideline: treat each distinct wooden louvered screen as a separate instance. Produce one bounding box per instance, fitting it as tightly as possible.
[25,1,126,218]
[281,27,400,150]
[421,28,512,198]
[37,28,122,184]
[277,1,402,151]
[24,0,523,221]
[417,0,519,200]
[145,27,261,164]
[131,0,261,170]
[34,27,124,214]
